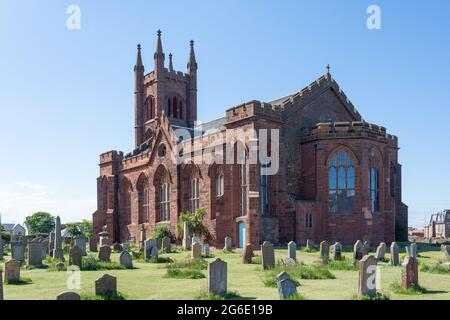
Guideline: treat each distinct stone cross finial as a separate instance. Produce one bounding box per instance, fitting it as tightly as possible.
[157,29,162,37]
[327,64,331,74]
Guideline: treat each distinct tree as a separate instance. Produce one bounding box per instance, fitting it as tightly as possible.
[65,223,83,237]
[79,219,93,237]
[176,207,209,239]
[152,224,172,239]
[25,212,55,235]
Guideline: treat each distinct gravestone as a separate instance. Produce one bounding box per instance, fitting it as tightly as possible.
[98,245,111,262]
[192,242,202,259]
[390,242,400,266]
[375,242,386,261]
[74,236,87,256]
[56,291,80,300]
[144,239,157,261]
[242,244,253,264]
[28,242,43,266]
[89,237,98,252]
[276,271,292,282]
[207,258,227,295]
[277,278,298,300]
[99,231,109,247]
[162,237,171,251]
[281,257,297,267]
[319,241,330,258]
[157,238,163,250]
[358,255,378,296]
[261,241,275,270]
[4,259,21,283]
[410,243,417,258]
[306,239,315,251]
[11,242,24,262]
[353,240,363,261]
[182,222,191,250]
[53,216,64,260]
[150,246,158,260]
[362,241,370,256]
[402,256,419,289]
[441,245,450,259]
[223,236,232,252]
[330,242,342,261]
[0,270,3,300]
[119,251,133,269]
[69,245,82,268]
[95,274,117,296]
[288,241,297,261]
[203,244,210,256]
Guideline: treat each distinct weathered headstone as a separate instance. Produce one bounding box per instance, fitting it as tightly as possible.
[402,256,419,289]
[319,240,330,258]
[358,255,378,296]
[203,244,210,256]
[223,236,232,252]
[69,245,82,268]
[288,241,297,261]
[375,242,386,261]
[410,243,417,258]
[330,242,342,261]
[89,237,98,252]
[390,242,400,266]
[56,291,80,300]
[242,244,253,264]
[28,242,43,266]
[99,231,109,247]
[144,238,157,261]
[74,236,87,256]
[4,259,21,283]
[53,216,64,260]
[353,240,363,261]
[207,258,227,296]
[261,241,275,270]
[191,242,202,259]
[182,222,191,250]
[11,242,24,262]
[276,271,292,282]
[162,236,171,251]
[281,257,297,267]
[98,245,111,262]
[277,278,298,300]
[362,241,370,256]
[119,251,133,269]
[95,274,117,296]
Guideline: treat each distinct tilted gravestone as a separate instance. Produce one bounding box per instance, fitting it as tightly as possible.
[69,245,82,268]
[375,242,386,261]
[98,245,111,262]
[390,242,400,266]
[223,236,232,252]
[319,240,330,258]
[144,239,157,261]
[191,242,202,259]
[56,291,80,300]
[353,240,363,261]
[261,241,275,270]
[358,255,378,296]
[162,237,171,251]
[402,256,419,289]
[95,274,117,296]
[119,251,133,269]
[277,278,298,300]
[28,242,43,266]
[74,237,87,256]
[11,242,24,262]
[242,244,253,264]
[288,241,297,261]
[203,244,210,256]
[276,271,292,283]
[208,258,227,296]
[4,259,21,283]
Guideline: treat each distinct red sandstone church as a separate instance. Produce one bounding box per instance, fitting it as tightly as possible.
[93,31,408,247]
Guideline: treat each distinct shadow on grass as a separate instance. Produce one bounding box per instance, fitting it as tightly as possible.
[5,277,33,286]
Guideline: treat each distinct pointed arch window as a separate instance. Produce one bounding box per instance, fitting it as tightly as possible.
[137,176,149,224]
[240,156,248,216]
[216,171,224,197]
[368,149,380,213]
[328,149,356,213]
[160,183,170,221]
[189,177,200,212]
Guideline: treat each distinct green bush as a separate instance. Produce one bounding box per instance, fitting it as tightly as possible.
[261,262,335,287]
[165,258,208,279]
[320,257,357,271]
[152,225,172,239]
[196,290,242,300]
[81,291,127,300]
[176,208,209,239]
[390,282,428,295]
[81,255,125,271]
[420,261,450,274]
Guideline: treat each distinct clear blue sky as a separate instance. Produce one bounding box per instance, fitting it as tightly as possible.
[0,0,449,227]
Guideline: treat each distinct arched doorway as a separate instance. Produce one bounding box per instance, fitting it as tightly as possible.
[238,222,246,248]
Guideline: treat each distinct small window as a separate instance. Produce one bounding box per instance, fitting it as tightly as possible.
[216,173,224,197]
[305,213,313,229]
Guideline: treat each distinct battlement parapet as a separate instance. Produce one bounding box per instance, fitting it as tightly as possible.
[100,150,124,164]
[226,100,282,124]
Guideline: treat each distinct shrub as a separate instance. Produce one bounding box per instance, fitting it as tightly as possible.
[165,258,208,279]
[152,225,172,240]
[420,261,450,274]
[149,256,173,264]
[81,291,127,300]
[176,208,209,239]
[81,255,125,271]
[357,292,390,300]
[320,256,357,271]
[196,290,242,300]
[261,262,335,287]
[166,268,205,279]
[390,282,428,295]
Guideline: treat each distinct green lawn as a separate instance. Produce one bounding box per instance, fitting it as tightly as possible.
[2,243,450,300]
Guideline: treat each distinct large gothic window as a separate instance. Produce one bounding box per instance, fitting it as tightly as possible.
[160,183,170,221]
[368,149,380,213]
[137,174,149,224]
[154,165,171,222]
[189,177,200,212]
[260,162,270,216]
[240,157,248,216]
[328,149,356,213]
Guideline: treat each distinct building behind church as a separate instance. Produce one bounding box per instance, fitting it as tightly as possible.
[93,31,408,248]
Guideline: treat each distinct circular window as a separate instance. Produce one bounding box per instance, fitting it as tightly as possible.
[158,144,167,158]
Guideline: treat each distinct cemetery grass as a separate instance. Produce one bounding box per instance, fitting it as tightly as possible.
[3,245,450,300]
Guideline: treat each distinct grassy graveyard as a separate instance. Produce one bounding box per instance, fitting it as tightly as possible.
[2,243,450,300]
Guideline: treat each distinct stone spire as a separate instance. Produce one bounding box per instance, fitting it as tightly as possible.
[154,29,165,74]
[169,53,174,72]
[134,44,145,148]
[135,44,144,71]
[187,40,197,73]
